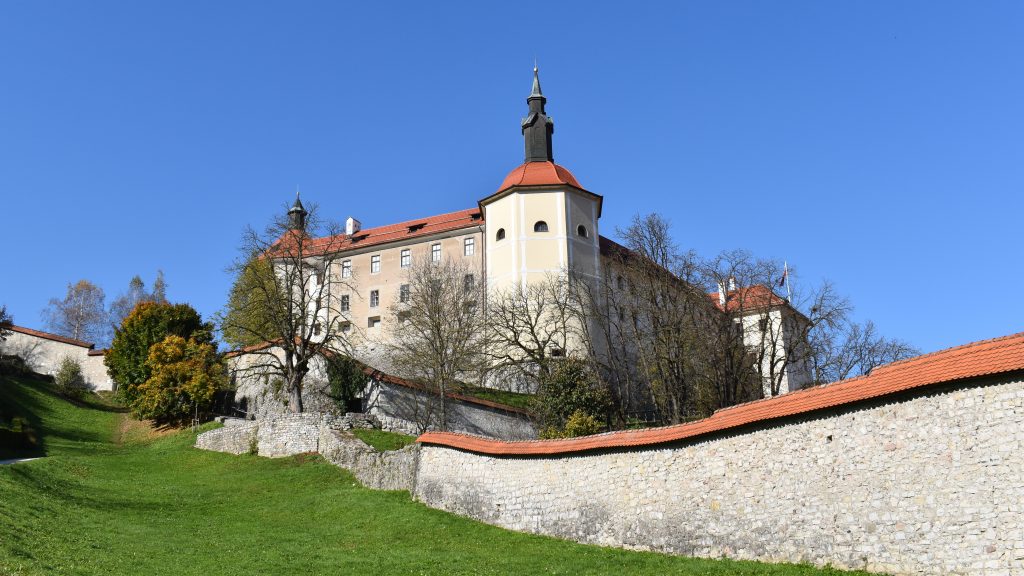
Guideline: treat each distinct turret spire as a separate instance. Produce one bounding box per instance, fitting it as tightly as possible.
[288,191,307,230]
[522,65,554,162]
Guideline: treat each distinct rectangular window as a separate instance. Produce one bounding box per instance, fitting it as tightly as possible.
[367,316,381,329]
[340,321,352,333]
[464,237,475,256]
[400,284,410,303]
[370,289,379,308]
[312,322,322,336]
[370,254,380,274]
[463,274,475,293]
[315,265,325,285]
[397,311,411,324]
[341,260,352,278]
[431,243,441,262]
[400,249,411,268]
[340,294,350,312]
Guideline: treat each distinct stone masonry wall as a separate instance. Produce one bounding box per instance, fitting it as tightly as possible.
[365,380,536,440]
[195,412,417,491]
[195,418,258,454]
[414,375,1024,576]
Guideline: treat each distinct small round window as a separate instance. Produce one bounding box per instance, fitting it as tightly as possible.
[577,225,588,238]
[534,221,549,233]
[496,228,506,241]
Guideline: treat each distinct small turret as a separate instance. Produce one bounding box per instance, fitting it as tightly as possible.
[522,65,554,163]
[288,192,307,230]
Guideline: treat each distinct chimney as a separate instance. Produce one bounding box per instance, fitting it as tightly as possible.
[717,282,727,306]
[345,217,361,236]
[728,276,737,292]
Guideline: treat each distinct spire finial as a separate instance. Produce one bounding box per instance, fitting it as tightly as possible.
[530,62,543,98]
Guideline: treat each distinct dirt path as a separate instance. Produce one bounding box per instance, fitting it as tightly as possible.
[0,457,42,466]
[114,413,176,446]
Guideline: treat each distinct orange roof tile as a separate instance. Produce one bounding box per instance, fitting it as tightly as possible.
[418,331,1024,455]
[496,161,583,193]
[303,208,482,257]
[709,285,788,313]
[7,325,95,349]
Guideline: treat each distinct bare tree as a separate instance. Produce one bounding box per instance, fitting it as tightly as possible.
[219,201,355,413]
[110,272,168,331]
[813,320,919,383]
[485,274,581,391]
[42,280,108,344]
[387,256,488,431]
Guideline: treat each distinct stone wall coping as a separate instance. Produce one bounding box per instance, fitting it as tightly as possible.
[418,331,1024,456]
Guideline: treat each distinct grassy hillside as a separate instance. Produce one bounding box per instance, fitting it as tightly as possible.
[0,375,875,576]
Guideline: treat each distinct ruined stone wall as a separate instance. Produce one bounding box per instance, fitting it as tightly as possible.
[414,375,1024,575]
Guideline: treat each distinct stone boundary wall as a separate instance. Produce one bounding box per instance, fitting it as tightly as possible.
[195,413,417,491]
[0,327,114,391]
[413,374,1024,575]
[364,379,536,440]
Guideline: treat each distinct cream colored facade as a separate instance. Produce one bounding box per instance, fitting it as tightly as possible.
[482,187,601,291]
[323,227,484,341]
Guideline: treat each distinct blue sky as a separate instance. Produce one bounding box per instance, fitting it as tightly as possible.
[1,1,1021,354]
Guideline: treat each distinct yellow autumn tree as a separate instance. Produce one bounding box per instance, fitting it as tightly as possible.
[133,335,226,425]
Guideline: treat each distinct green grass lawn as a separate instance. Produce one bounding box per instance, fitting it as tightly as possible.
[351,428,416,451]
[0,375,875,576]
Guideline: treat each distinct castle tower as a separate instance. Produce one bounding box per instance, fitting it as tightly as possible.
[288,192,307,230]
[479,67,604,292]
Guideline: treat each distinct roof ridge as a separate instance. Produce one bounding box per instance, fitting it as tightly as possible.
[8,325,96,349]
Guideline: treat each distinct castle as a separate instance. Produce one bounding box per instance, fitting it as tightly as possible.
[234,68,812,420]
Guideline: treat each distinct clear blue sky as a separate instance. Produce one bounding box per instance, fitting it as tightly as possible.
[2,1,1021,354]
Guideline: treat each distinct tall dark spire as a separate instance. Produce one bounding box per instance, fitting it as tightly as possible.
[522,65,554,162]
[288,191,307,230]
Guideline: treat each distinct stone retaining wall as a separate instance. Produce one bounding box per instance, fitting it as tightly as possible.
[195,412,417,491]
[413,374,1024,575]
[195,418,257,454]
[365,380,535,440]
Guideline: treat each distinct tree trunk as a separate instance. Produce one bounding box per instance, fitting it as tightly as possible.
[288,372,304,413]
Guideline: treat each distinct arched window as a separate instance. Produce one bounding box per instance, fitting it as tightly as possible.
[495,228,506,241]
[534,221,549,233]
[577,224,588,238]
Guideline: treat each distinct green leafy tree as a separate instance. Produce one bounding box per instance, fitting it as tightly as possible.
[55,357,90,400]
[0,304,12,342]
[325,353,369,413]
[533,357,612,439]
[219,258,281,349]
[105,302,213,405]
[133,335,226,424]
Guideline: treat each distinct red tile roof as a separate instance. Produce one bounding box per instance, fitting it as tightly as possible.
[304,208,482,256]
[417,331,1024,455]
[496,161,583,193]
[7,325,95,349]
[709,285,789,313]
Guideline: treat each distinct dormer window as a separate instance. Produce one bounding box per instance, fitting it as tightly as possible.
[496,228,506,241]
[577,225,588,238]
[534,221,549,233]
